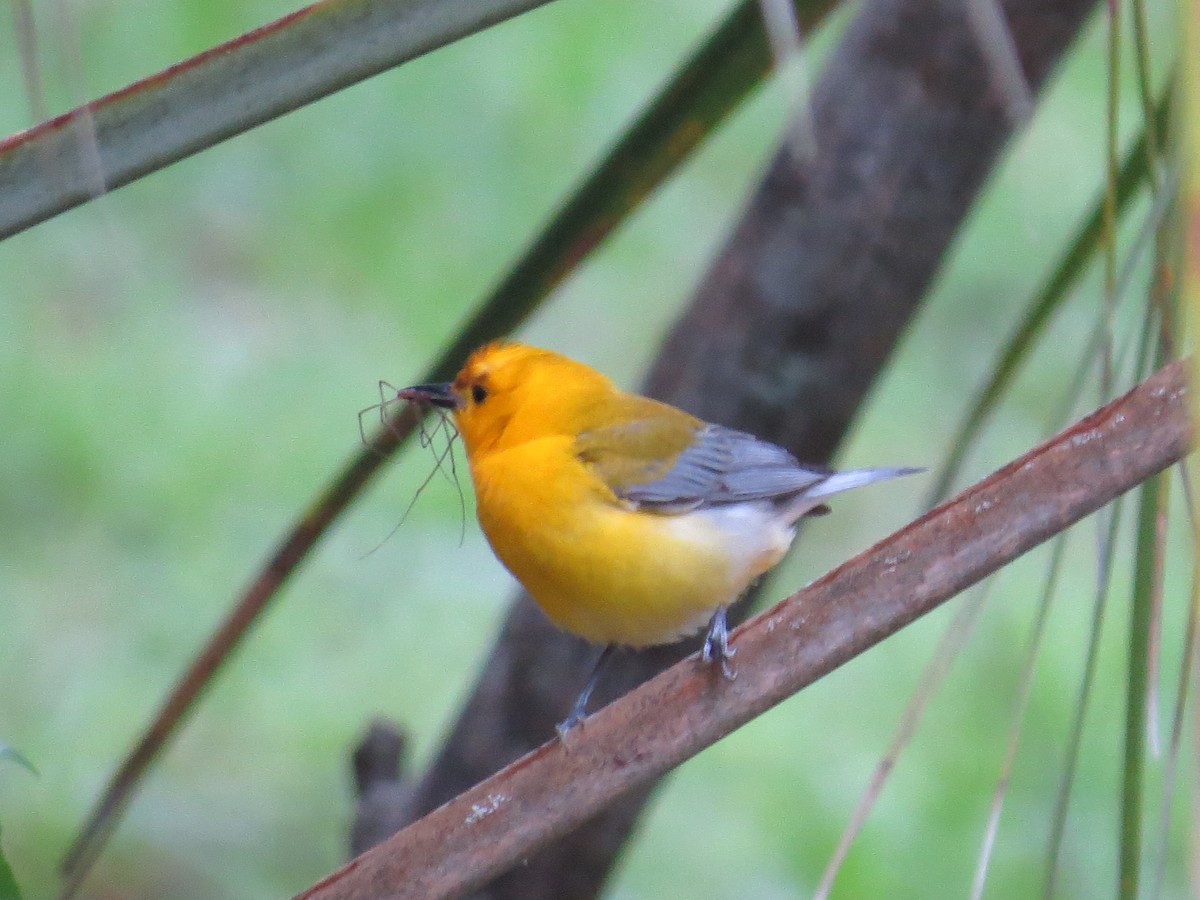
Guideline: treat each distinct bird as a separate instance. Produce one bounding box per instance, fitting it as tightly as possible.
[396,341,919,734]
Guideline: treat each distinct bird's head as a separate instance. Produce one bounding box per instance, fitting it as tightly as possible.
[398,342,613,455]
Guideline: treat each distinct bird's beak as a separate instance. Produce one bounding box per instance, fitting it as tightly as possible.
[396,382,463,410]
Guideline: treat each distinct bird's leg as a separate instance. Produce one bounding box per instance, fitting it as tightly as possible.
[701,605,736,679]
[556,643,617,740]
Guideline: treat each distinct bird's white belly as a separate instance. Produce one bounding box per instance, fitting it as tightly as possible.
[663,501,798,587]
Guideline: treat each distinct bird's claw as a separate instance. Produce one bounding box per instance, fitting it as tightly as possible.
[702,637,737,679]
[701,607,737,680]
[555,713,584,744]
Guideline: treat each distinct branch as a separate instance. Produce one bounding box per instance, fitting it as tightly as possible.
[306,359,1190,899]
[0,0,558,240]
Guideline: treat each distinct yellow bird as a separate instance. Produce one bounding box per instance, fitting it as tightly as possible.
[398,342,918,733]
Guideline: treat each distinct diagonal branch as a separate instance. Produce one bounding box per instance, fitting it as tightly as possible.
[304,359,1190,900]
[0,0,559,240]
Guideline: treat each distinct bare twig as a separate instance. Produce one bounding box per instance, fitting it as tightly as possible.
[970,533,1068,899]
[299,360,1190,900]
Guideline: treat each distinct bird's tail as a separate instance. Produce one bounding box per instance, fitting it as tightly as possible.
[809,466,924,499]
[781,466,923,523]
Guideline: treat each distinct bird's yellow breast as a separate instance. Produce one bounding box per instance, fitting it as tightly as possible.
[470,435,759,647]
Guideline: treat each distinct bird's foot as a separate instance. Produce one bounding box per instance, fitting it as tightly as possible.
[701,606,737,680]
[555,709,586,744]
[555,644,615,743]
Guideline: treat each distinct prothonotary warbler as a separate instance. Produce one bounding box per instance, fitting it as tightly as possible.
[398,342,919,734]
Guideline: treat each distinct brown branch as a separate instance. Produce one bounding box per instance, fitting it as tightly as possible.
[307,360,1191,900]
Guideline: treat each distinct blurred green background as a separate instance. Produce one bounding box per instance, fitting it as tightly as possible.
[0,0,1188,897]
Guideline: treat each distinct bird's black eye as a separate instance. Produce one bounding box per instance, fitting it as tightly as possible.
[471,384,488,404]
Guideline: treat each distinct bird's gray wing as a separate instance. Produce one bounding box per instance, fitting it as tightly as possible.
[616,424,830,512]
